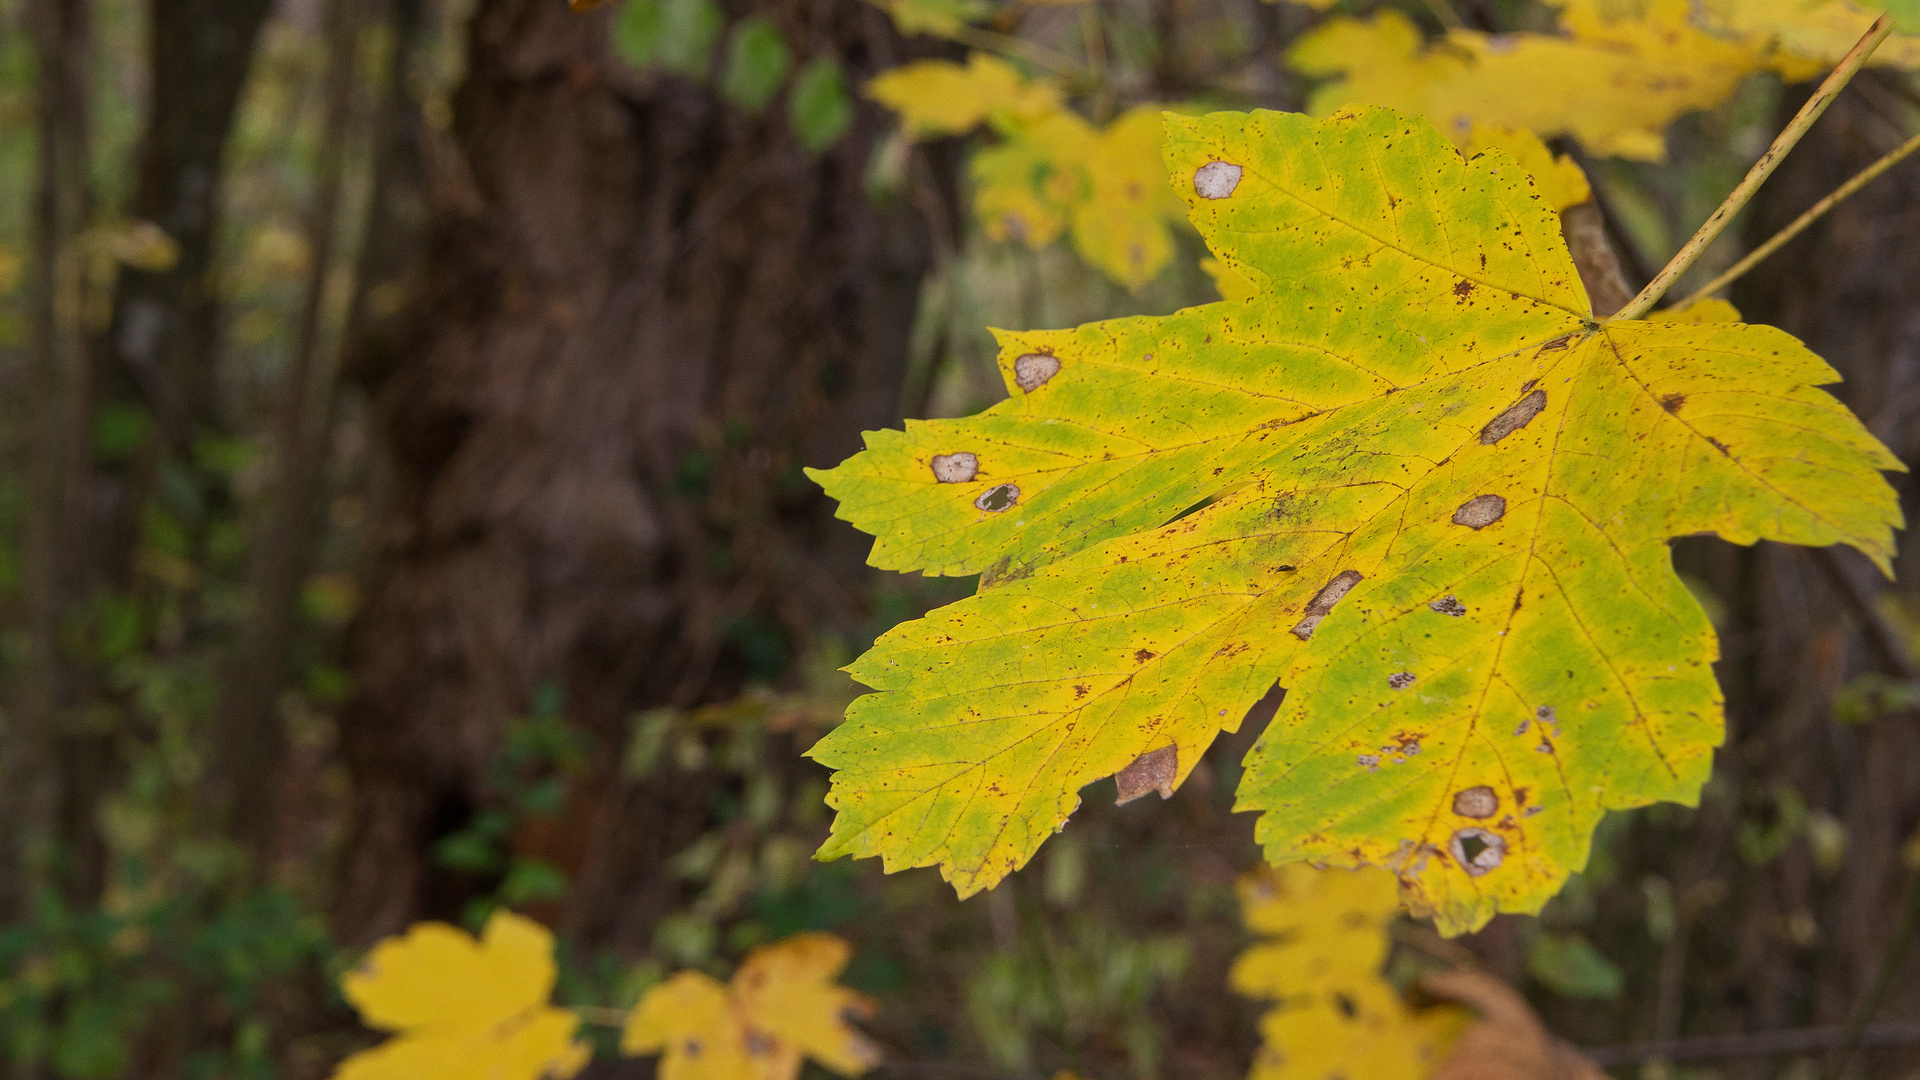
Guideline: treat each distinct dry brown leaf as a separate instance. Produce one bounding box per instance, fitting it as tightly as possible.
[1420,969,1609,1080]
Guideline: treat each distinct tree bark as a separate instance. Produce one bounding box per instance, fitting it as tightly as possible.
[332,0,939,944]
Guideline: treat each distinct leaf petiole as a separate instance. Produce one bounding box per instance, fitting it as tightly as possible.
[1674,127,1920,310]
[1608,14,1892,322]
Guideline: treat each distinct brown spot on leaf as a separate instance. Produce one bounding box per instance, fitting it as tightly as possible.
[975,483,1020,512]
[1114,744,1178,805]
[1014,352,1061,392]
[1453,280,1476,301]
[1453,785,1498,819]
[1388,672,1416,689]
[930,452,978,483]
[1452,494,1507,529]
[1133,648,1156,663]
[1290,569,1364,640]
[1479,389,1547,443]
[1661,393,1686,413]
[1429,595,1467,616]
[1450,827,1506,875]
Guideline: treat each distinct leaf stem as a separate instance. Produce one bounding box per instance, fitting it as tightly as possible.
[1674,127,1920,310]
[1607,14,1892,322]
[573,1004,630,1026]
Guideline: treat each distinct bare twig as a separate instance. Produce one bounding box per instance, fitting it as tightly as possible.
[1825,865,1920,1080]
[1587,1023,1920,1067]
[1609,15,1892,321]
[1677,128,1920,309]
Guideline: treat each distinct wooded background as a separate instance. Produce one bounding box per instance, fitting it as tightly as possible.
[1,0,1919,1075]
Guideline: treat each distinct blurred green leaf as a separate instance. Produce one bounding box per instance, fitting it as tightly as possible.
[721,17,791,114]
[614,0,665,67]
[500,859,568,905]
[659,0,723,78]
[1526,930,1623,1000]
[790,57,853,153]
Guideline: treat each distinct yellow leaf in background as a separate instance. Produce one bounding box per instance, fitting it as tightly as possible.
[1698,0,1920,67]
[972,110,1094,247]
[622,971,757,1080]
[334,911,589,1080]
[1455,125,1591,212]
[1067,105,1183,291]
[1292,1,1777,160]
[1201,256,1258,302]
[0,246,20,295]
[623,933,878,1080]
[1233,866,1468,1080]
[731,933,881,1077]
[870,0,993,37]
[867,54,1063,138]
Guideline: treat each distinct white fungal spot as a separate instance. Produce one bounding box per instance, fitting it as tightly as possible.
[1114,744,1179,805]
[1388,672,1415,689]
[1514,719,1530,737]
[1449,827,1506,875]
[975,484,1020,512]
[1429,595,1467,617]
[1357,753,1381,771]
[930,452,978,483]
[1480,389,1547,444]
[1537,705,1561,735]
[1014,352,1061,392]
[1452,786,1498,819]
[1193,161,1243,199]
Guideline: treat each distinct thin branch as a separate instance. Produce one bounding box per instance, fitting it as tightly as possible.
[1587,1023,1920,1067]
[1608,14,1892,321]
[1675,127,1920,309]
[948,25,1085,79]
[1825,866,1920,1080]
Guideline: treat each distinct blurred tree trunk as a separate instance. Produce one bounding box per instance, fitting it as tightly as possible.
[105,0,273,455]
[332,0,940,943]
[8,0,94,916]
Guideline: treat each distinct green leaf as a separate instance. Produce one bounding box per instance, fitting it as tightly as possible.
[614,0,663,67]
[1526,931,1623,1000]
[790,57,853,153]
[661,0,723,78]
[720,16,791,114]
[803,107,1900,933]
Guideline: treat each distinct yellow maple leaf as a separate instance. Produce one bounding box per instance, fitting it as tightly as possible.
[1233,865,1468,1080]
[1201,256,1259,302]
[1292,0,1777,160]
[971,110,1094,247]
[1068,106,1183,291]
[622,971,758,1080]
[732,934,882,1077]
[1698,0,1920,68]
[867,54,1063,138]
[622,933,878,1080]
[334,911,589,1080]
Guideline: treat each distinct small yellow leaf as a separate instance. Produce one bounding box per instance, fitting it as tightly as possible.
[623,971,758,1080]
[867,54,1062,138]
[971,110,1094,248]
[334,911,587,1080]
[731,933,881,1077]
[1235,865,1469,1080]
[623,934,878,1080]
[1067,106,1183,291]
